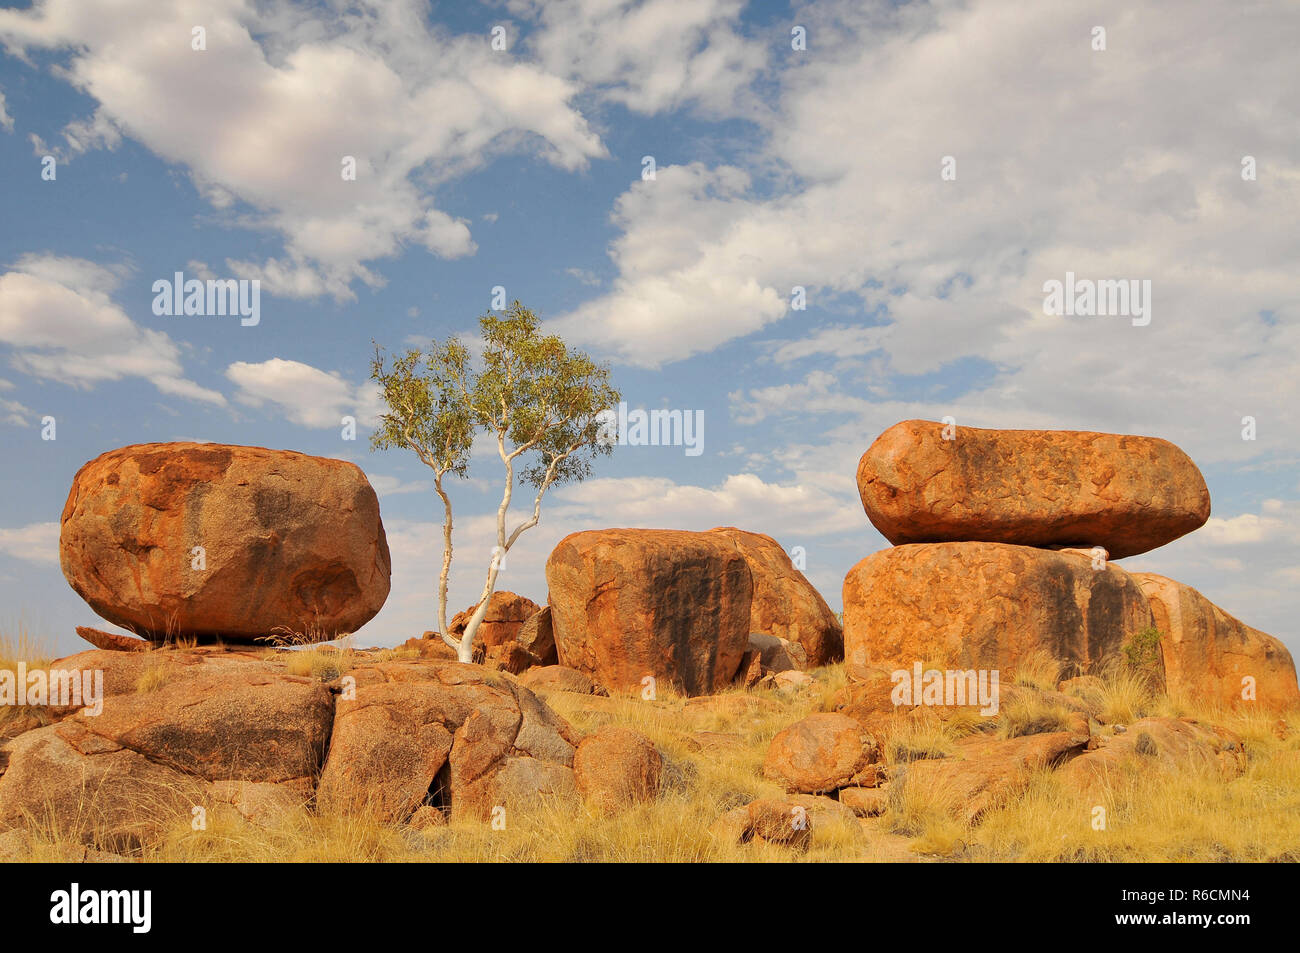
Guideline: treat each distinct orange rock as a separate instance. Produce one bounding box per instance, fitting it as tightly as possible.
[518,665,608,696]
[546,529,752,696]
[449,591,541,651]
[75,626,150,653]
[843,542,1156,677]
[59,443,390,642]
[1133,573,1300,710]
[896,730,1089,822]
[573,726,662,814]
[764,713,881,794]
[857,421,1210,559]
[707,527,843,666]
[707,795,857,849]
[1061,718,1245,797]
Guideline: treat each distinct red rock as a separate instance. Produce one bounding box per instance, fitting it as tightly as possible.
[59,443,390,642]
[857,421,1210,559]
[707,795,857,849]
[450,591,541,651]
[763,713,880,794]
[708,527,843,666]
[1134,573,1300,711]
[1061,718,1245,797]
[518,665,608,696]
[75,626,150,653]
[896,730,1089,822]
[573,726,663,814]
[843,542,1156,678]
[546,529,752,696]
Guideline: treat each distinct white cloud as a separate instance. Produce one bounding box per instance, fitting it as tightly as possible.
[514,0,766,115]
[367,474,433,497]
[0,0,607,300]
[0,522,59,564]
[0,254,226,404]
[226,358,381,429]
[546,0,1300,465]
[0,88,12,131]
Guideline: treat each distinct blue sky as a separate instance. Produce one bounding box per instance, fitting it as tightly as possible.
[1,0,1297,659]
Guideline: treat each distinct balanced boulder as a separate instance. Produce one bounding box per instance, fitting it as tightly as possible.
[546,529,753,695]
[857,420,1210,558]
[843,542,1156,676]
[59,443,391,642]
[1134,573,1300,710]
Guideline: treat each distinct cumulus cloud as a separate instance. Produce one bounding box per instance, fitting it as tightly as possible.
[0,521,60,564]
[0,88,12,131]
[0,254,226,404]
[0,0,607,300]
[513,0,767,115]
[549,0,1300,466]
[226,358,382,429]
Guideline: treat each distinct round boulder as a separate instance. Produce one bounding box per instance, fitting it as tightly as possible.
[59,442,391,642]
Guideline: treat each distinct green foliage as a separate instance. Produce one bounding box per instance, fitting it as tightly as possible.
[1123,626,1163,672]
[370,301,620,488]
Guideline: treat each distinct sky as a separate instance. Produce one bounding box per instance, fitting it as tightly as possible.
[0,0,1297,660]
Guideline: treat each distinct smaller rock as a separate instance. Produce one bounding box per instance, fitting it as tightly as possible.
[573,727,663,815]
[516,607,557,665]
[764,713,880,794]
[708,795,858,850]
[839,786,890,817]
[519,665,609,696]
[75,627,150,653]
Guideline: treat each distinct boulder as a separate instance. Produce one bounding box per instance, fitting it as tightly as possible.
[1061,718,1245,797]
[856,420,1210,559]
[746,632,807,674]
[0,652,333,848]
[317,659,580,824]
[707,795,858,850]
[1133,573,1300,710]
[450,591,541,651]
[763,713,880,794]
[546,529,753,696]
[518,665,608,697]
[708,527,843,666]
[843,542,1156,677]
[894,730,1090,823]
[516,607,557,665]
[573,726,663,814]
[59,443,391,642]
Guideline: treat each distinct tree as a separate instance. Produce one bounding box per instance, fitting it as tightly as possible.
[370,301,620,663]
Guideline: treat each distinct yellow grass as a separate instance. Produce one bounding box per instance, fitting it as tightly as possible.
[3,643,1299,862]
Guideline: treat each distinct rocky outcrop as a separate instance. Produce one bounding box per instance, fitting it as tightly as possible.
[842,542,1156,676]
[546,529,753,695]
[708,527,843,666]
[59,443,391,643]
[1133,573,1300,710]
[856,420,1210,558]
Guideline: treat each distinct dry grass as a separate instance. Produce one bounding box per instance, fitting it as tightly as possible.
[1009,648,1062,692]
[4,643,1300,863]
